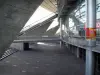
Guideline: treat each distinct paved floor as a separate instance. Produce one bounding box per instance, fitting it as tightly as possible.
[0,43,85,75]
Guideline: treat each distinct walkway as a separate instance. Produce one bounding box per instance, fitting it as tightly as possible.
[0,43,85,75]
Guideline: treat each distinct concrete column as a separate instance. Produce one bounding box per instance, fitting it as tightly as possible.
[60,18,63,39]
[85,0,96,75]
[65,18,69,37]
[59,18,63,47]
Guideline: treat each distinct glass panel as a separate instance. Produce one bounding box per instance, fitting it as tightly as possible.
[68,1,100,37]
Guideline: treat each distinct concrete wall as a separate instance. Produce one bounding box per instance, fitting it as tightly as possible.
[0,0,43,57]
[10,43,23,51]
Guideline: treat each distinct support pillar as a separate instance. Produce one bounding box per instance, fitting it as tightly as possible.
[86,48,95,75]
[60,18,63,39]
[85,0,96,75]
[60,41,62,47]
[59,18,63,47]
[76,47,80,58]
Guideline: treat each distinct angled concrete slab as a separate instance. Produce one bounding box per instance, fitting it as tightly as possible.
[44,25,59,36]
[23,14,57,32]
[22,21,53,37]
[0,0,43,57]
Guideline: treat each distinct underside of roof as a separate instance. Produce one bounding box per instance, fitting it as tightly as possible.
[57,0,85,18]
[41,0,57,13]
[20,14,58,37]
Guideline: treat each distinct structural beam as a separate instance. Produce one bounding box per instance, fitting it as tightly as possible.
[70,15,83,26]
